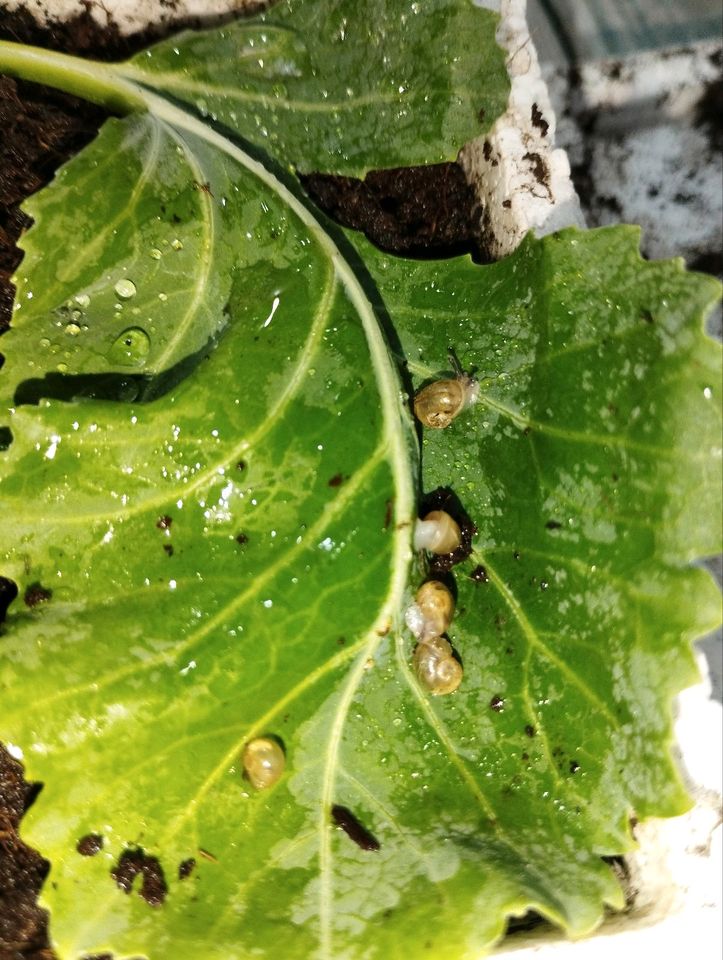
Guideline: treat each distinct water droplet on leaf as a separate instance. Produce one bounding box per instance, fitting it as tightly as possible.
[114,279,137,300]
[109,327,151,367]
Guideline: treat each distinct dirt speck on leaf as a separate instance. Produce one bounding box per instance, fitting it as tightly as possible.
[23,583,52,608]
[76,834,104,857]
[111,849,168,907]
[178,857,196,880]
[383,498,394,530]
[331,805,380,851]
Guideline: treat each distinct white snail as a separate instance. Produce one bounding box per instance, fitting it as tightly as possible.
[413,354,479,429]
[405,580,455,641]
[242,737,285,790]
[413,636,463,695]
[413,510,462,554]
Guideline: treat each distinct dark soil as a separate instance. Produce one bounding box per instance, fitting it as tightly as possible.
[0,7,487,959]
[0,76,107,333]
[0,5,140,335]
[301,164,483,259]
[0,745,51,960]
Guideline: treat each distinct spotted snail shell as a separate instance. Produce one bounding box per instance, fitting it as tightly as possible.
[405,580,455,642]
[242,737,285,790]
[413,510,462,554]
[413,636,463,696]
[414,374,479,429]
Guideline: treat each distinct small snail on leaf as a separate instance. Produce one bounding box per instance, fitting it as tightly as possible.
[242,737,285,790]
[413,636,463,695]
[405,580,455,642]
[413,349,479,429]
[413,510,462,554]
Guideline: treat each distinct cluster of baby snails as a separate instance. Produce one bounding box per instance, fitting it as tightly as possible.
[405,579,461,695]
[407,351,478,696]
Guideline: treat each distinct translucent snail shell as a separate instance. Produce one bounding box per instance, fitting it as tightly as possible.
[413,636,463,695]
[413,510,462,554]
[405,580,455,642]
[242,737,285,790]
[414,374,479,429]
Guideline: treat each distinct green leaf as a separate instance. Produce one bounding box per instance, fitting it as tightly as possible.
[369,226,723,566]
[357,223,723,825]
[118,0,508,174]
[3,222,720,959]
[0,5,721,959]
[0,0,509,408]
[4,113,293,405]
[0,116,419,960]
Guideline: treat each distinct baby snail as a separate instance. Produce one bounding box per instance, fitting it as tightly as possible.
[413,636,463,696]
[242,737,285,790]
[413,510,462,554]
[413,351,479,429]
[405,580,455,642]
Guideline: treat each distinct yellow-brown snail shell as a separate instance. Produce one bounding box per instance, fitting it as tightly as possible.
[414,373,479,429]
[405,580,455,642]
[242,737,285,790]
[413,636,463,695]
[413,510,462,554]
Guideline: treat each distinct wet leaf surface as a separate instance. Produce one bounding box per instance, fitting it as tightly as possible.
[359,225,723,832]
[0,3,721,960]
[118,0,507,175]
[0,117,417,956]
[1,0,507,409]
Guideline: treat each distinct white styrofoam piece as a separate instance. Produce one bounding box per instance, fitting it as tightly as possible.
[542,41,722,269]
[461,0,584,259]
[2,0,260,33]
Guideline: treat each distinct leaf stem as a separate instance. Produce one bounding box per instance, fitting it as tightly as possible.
[0,40,146,114]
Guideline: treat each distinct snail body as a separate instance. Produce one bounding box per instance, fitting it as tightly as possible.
[414,353,479,430]
[413,636,463,695]
[242,737,285,790]
[413,510,462,554]
[405,580,455,641]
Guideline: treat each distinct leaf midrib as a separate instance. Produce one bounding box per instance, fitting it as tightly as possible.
[119,63,400,114]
